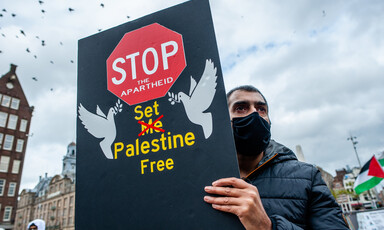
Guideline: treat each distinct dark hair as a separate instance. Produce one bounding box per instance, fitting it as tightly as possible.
[226,85,268,110]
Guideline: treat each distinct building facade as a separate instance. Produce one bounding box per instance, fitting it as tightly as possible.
[334,167,380,213]
[14,143,76,230]
[0,64,33,229]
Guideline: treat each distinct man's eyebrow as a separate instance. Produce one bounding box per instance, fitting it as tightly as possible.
[255,101,267,106]
[231,101,249,107]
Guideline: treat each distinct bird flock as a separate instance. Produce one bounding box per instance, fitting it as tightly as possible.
[0,1,131,90]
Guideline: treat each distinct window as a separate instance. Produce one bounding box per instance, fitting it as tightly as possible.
[3,206,12,221]
[12,160,20,174]
[3,135,14,150]
[19,119,28,132]
[0,156,10,172]
[0,179,5,195]
[8,182,16,196]
[7,114,18,130]
[1,95,11,107]
[16,139,24,152]
[0,112,8,127]
[0,133,3,148]
[10,98,20,110]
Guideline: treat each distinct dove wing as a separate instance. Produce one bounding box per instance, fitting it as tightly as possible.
[189,76,197,96]
[78,104,109,138]
[96,105,106,118]
[190,59,217,111]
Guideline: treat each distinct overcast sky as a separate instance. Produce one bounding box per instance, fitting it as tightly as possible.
[0,0,383,192]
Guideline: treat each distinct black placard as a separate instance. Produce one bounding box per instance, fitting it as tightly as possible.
[76,0,242,229]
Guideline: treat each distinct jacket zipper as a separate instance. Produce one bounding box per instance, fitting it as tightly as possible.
[244,153,278,179]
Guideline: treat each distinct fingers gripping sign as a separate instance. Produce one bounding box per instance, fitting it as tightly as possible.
[204,178,272,230]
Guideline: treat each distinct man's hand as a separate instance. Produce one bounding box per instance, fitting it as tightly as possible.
[204,177,272,230]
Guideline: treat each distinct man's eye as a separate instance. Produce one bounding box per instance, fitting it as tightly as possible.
[234,105,248,113]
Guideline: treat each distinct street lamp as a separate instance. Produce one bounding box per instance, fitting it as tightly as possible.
[347,135,362,168]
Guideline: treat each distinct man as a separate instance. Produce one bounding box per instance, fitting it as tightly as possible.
[27,219,45,230]
[204,85,348,229]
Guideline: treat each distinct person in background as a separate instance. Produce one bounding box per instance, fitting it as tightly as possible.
[204,85,349,229]
[27,219,45,230]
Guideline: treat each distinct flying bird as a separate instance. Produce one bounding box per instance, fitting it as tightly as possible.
[170,59,217,139]
[34,55,37,59]
[0,14,3,17]
[26,48,30,53]
[32,77,38,81]
[50,60,54,64]
[38,0,44,5]
[41,40,45,46]
[100,3,104,8]
[78,104,117,159]
[20,30,26,36]
[11,13,16,17]
[41,9,45,13]
[68,8,74,12]
[2,9,6,12]
[1,33,5,37]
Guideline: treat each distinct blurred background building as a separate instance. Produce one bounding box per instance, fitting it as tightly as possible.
[0,64,33,230]
[14,142,76,230]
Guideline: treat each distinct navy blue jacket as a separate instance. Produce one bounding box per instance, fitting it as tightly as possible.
[245,140,349,229]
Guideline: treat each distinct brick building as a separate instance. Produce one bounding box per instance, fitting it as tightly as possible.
[0,64,33,229]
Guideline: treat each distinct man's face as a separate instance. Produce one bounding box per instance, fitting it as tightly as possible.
[228,90,270,124]
[29,225,38,230]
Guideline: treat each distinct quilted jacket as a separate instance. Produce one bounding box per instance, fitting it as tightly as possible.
[245,140,349,229]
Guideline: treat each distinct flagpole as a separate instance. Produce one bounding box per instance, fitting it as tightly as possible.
[347,135,362,168]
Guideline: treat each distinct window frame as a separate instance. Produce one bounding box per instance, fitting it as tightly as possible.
[0,156,10,173]
[0,179,5,196]
[10,98,20,110]
[0,112,8,127]
[11,160,21,174]
[19,119,28,132]
[7,114,18,130]
[1,95,11,107]
[7,182,16,197]
[16,139,24,152]
[3,206,12,221]
[3,135,14,151]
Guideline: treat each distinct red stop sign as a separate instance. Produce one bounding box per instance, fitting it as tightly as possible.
[106,23,186,105]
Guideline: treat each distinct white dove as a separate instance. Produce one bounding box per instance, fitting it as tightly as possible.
[78,103,117,159]
[176,59,217,139]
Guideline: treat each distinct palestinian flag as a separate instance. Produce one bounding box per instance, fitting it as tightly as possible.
[354,155,384,195]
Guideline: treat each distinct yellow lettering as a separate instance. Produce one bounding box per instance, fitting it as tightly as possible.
[150,161,156,173]
[114,142,124,159]
[144,106,153,118]
[151,139,160,152]
[141,159,149,174]
[157,160,165,171]
[153,101,159,115]
[166,158,174,170]
[134,105,143,120]
[185,132,195,146]
[172,134,184,148]
[141,141,150,154]
[126,144,134,157]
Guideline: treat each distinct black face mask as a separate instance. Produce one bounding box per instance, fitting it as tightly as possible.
[232,112,271,156]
